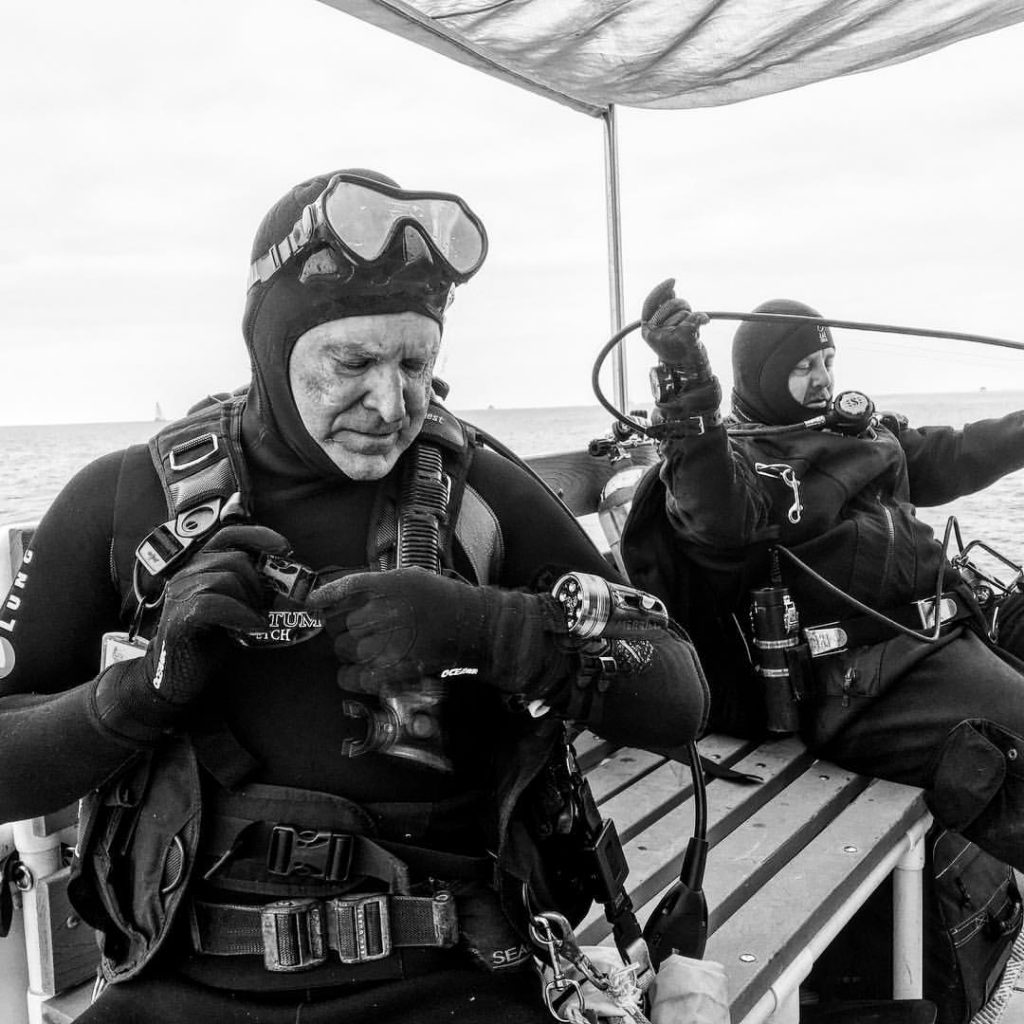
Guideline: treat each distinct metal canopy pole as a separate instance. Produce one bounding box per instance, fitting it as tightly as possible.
[602,104,628,411]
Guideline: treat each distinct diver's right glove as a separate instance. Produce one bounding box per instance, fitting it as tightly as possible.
[308,567,573,697]
[93,524,290,742]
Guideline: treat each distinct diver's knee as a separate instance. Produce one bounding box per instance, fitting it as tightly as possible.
[927,718,1024,831]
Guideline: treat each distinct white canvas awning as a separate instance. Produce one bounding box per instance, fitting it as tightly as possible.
[318,0,1024,115]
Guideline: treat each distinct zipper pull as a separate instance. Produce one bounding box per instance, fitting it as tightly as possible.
[841,667,858,708]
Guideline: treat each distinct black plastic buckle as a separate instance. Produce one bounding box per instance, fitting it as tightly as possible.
[585,818,629,904]
[267,826,354,882]
[134,498,224,578]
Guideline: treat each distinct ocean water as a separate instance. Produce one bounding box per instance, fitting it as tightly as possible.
[3,393,1024,561]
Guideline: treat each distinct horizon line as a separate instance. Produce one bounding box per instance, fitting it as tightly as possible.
[0,387,1019,429]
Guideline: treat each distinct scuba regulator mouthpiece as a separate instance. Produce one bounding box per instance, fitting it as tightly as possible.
[824,390,876,435]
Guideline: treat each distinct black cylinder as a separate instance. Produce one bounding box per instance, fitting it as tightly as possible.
[750,585,803,734]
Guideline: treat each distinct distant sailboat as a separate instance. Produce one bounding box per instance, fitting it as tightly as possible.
[154,402,166,422]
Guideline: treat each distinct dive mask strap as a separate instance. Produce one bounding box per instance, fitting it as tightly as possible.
[249,204,320,289]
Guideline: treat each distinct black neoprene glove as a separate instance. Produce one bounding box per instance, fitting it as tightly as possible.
[93,524,290,742]
[307,567,573,696]
[642,278,712,379]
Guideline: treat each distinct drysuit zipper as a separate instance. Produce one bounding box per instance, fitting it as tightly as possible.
[875,490,896,597]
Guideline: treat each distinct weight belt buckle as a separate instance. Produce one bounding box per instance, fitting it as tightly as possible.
[329,893,392,963]
[260,898,327,972]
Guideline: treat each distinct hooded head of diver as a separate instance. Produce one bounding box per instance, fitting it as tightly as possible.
[241,168,487,481]
[731,300,836,426]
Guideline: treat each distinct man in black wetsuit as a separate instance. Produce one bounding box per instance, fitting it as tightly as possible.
[0,176,709,1023]
[622,279,1024,872]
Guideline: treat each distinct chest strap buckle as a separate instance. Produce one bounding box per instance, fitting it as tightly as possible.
[266,825,354,882]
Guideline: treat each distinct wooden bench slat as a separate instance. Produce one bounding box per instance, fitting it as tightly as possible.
[704,765,870,932]
[577,737,815,943]
[595,735,755,848]
[586,748,667,804]
[633,763,873,948]
[697,734,761,772]
[706,779,928,1022]
[40,982,94,1024]
[571,730,617,773]
[598,760,695,843]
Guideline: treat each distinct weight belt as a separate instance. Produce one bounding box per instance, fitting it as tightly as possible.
[189,890,458,972]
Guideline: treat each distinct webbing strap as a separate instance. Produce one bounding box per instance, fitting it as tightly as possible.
[192,727,260,790]
[200,821,411,894]
[148,396,249,517]
[456,484,504,586]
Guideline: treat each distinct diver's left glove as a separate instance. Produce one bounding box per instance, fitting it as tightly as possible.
[642,279,722,425]
[308,567,572,695]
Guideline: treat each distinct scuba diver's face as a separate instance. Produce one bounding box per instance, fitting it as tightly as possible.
[788,347,835,409]
[289,312,441,480]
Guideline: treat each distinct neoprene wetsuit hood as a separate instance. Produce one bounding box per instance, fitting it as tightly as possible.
[731,299,835,425]
[240,169,449,479]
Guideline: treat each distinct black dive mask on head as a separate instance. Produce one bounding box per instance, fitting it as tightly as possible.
[241,169,488,477]
[248,172,488,292]
[730,299,835,426]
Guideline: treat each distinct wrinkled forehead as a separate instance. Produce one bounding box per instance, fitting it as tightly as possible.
[291,312,442,362]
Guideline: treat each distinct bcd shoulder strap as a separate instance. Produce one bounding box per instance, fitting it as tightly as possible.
[148,394,250,518]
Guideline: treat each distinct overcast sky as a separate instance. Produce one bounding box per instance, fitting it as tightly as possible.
[3,2,1024,425]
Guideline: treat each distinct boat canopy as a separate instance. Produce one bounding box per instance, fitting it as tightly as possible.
[319,0,1024,116]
